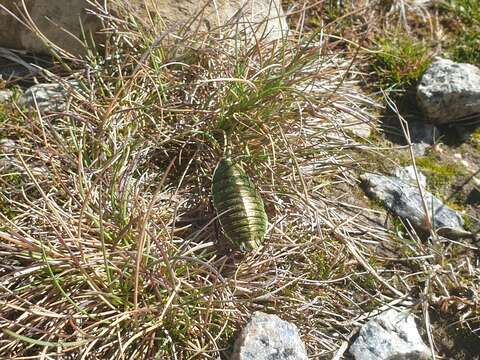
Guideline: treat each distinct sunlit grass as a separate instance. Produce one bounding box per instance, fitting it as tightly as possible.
[372,34,431,91]
[0,6,386,359]
[1,2,479,359]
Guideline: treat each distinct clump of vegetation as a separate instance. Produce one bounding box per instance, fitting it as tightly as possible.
[0,6,386,359]
[441,0,480,64]
[372,34,431,91]
[282,0,352,35]
[449,30,480,65]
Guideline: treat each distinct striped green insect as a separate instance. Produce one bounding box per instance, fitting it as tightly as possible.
[211,158,268,251]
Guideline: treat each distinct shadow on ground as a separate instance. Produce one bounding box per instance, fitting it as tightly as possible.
[377,85,480,148]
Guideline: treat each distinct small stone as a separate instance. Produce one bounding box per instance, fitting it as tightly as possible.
[460,159,470,169]
[350,309,431,360]
[361,172,465,234]
[0,89,13,103]
[417,58,480,124]
[411,143,428,157]
[347,121,372,138]
[231,312,308,360]
[0,139,18,170]
[18,80,80,113]
[394,165,427,189]
[432,143,444,154]
[0,139,17,153]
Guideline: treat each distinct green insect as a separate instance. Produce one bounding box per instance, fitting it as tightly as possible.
[211,158,268,251]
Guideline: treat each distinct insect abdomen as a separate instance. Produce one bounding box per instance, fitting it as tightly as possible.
[212,159,268,251]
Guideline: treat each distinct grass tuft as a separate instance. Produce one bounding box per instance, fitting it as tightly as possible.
[372,34,431,91]
[440,0,480,65]
[0,6,385,359]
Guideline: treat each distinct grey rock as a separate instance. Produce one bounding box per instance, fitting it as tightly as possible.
[0,89,13,102]
[350,309,431,360]
[417,58,480,124]
[394,166,427,189]
[231,312,308,360]
[361,172,464,232]
[18,80,80,113]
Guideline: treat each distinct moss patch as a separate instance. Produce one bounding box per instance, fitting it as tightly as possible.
[415,155,467,194]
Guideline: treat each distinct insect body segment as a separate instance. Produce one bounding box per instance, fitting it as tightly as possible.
[212,159,268,251]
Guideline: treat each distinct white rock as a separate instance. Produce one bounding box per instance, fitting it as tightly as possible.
[0,89,13,103]
[0,139,17,153]
[340,112,372,138]
[0,0,288,55]
[394,165,427,189]
[231,312,308,360]
[473,177,480,187]
[417,58,480,124]
[350,309,432,360]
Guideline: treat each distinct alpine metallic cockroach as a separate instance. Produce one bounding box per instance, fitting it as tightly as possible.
[211,158,268,251]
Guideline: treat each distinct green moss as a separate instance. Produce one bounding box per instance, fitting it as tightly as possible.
[311,251,333,280]
[0,102,25,139]
[366,128,385,143]
[472,128,480,151]
[368,198,386,212]
[415,155,467,195]
[391,216,409,233]
[0,105,7,123]
[473,127,480,139]
[373,34,431,90]
[3,172,22,186]
[352,270,377,291]
[462,215,475,230]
